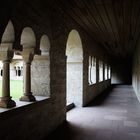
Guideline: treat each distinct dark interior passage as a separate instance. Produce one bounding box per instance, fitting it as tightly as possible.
[46,85,140,140]
[111,59,132,85]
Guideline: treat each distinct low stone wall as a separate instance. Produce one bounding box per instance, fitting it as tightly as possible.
[0,98,65,140]
[84,80,111,106]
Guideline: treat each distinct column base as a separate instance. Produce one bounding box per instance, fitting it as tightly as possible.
[0,97,16,108]
[20,94,36,102]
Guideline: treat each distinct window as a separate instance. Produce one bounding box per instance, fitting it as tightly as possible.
[105,64,108,80]
[88,56,92,84]
[108,65,111,79]
[91,57,96,84]
[99,60,103,82]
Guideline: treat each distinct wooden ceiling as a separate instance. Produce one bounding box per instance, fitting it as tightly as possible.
[58,0,140,59]
[1,0,139,59]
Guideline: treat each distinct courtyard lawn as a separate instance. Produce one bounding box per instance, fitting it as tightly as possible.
[0,80,23,100]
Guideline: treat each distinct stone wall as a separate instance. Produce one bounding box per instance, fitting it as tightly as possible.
[31,56,50,97]
[82,32,111,106]
[0,98,65,140]
[85,80,111,105]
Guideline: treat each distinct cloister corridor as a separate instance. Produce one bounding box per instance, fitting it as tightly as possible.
[46,85,140,140]
[1,1,140,140]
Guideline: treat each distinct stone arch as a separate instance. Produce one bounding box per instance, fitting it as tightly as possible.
[1,20,15,43]
[20,27,36,47]
[66,30,83,62]
[0,20,15,82]
[66,29,83,107]
[40,35,50,55]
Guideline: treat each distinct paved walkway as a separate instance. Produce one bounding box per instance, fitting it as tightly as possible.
[47,85,140,140]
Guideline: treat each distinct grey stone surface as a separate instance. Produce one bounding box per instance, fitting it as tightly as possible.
[46,85,140,140]
[124,121,138,127]
[31,57,50,97]
[104,115,127,121]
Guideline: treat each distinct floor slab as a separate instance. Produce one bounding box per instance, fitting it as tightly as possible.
[45,85,140,140]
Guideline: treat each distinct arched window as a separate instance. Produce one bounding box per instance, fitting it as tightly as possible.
[66,29,83,107]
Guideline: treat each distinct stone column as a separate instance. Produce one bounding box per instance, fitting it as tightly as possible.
[91,57,93,84]
[89,64,92,84]
[20,47,36,102]
[0,43,16,108]
[96,58,99,83]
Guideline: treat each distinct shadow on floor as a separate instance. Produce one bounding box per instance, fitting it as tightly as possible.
[44,85,137,140]
[44,85,115,140]
[87,85,114,106]
[44,121,74,140]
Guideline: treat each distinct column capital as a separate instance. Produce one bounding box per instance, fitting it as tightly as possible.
[21,47,35,63]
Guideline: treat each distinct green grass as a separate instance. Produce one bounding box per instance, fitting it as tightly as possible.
[0,80,23,100]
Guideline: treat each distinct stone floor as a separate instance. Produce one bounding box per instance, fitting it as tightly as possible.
[46,85,140,140]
